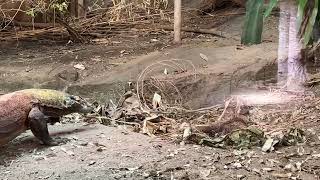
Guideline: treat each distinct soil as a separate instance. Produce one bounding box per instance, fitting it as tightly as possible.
[1,7,320,180]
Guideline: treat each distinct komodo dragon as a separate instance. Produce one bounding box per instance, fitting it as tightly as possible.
[0,89,93,146]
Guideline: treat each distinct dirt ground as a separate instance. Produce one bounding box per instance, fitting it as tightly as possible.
[2,7,320,180]
[2,122,320,180]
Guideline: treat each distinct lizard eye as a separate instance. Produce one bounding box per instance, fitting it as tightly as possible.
[70,95,82,102]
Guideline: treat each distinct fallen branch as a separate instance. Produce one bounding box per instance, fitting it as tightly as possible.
[13,21,60,28]
[46,13,86,43]
[161,26,226,38]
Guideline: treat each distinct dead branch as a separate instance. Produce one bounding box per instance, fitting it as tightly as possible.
[161,26,226,38]
[46,13,86,43]
[12,21,60,28]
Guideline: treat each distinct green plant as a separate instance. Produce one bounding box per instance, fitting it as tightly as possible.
[25,0,69,18]
[242,0,319,46]
[241,0,264,45]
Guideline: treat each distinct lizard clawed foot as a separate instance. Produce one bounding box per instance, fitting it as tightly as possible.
[40,137,66,146]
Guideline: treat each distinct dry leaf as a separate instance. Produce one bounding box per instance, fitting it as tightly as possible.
[272,173,292,178]
[200,53,209,62]
[60,147,75,156]
[142,120,156,137]
[74,63,85,70]
[164,68,168,75]
[183,125,192,141]
[152,93,162,109]
[262,138,274,152]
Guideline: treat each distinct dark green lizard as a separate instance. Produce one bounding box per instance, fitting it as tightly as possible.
[0,89,93,146]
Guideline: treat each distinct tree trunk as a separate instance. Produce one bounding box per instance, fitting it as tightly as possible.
[277,1,290,86]
[287,1,306,91]
[174,0,182,44]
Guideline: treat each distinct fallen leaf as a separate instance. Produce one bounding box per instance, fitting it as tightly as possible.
[164,68,168,75]
[252,168,261,175]
[233,162,242,169]
[152,93,162,109]
[284,163,296,172]
[200,53,209,62]
[60,147,75,156]
[74,63,85,70]
[236,175,246,179]
[142,120,156,137]
[272,173,292,178]
[128,166,142,171]
[91,56,102,62]
[143,172,150,178]
[295,162,302,171]
[88,161,96,166]
[262,167,273,172]
[183,125,192,141]
[312,153,320,158]
[261,138,273,152]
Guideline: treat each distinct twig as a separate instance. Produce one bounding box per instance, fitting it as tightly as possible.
[0,0,25,31]
[161,26,226,38]
[217,97,233,122]
[97,116,141,127]
[13,21,60,28]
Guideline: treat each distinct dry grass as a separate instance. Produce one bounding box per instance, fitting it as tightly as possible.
[136,59,197,110]
[108,0,169,22]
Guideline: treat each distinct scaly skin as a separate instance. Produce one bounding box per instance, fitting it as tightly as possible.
[0,89,93,146]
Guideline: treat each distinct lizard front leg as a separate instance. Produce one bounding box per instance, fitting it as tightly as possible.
[28,106,59,146]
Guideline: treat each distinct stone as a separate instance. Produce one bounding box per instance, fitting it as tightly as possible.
[57,69,79,82]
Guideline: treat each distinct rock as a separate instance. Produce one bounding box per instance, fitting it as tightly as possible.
[57,69,79,82]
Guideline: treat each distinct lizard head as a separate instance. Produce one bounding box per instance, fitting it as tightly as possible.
[64,95,94,114]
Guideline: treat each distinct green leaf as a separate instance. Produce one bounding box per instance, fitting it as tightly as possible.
[263,0,278,20]
[302,0,319,46]
[50,1,68,13]
[297,0,308,30]
[26,8,35,17]
[241,0,264,45]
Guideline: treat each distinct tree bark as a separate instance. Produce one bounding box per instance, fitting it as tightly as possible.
[174,0,182,44]
[287,1,306,91]
[277,1,290,86]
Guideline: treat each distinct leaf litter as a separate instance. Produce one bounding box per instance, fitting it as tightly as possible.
[81,60,320,153]
[69,60,320,178]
